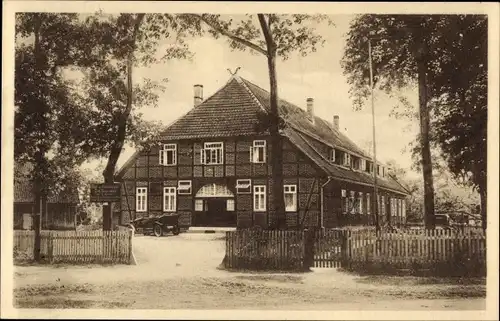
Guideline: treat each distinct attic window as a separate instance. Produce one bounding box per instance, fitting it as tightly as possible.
[351,156,361,170]
[343,153,351,167]
[365,161,373,173]
[360,159,366,172]
[329,149,336,163]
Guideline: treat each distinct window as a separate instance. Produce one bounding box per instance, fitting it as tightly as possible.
[365,161,373,173]
[163,187,176,212]
[349,191,356,214]
[201,142,223,165]
[227,199,235,211]
[358,192,363,214]
[366,193,371,215]
[284,185,297,212]
[329,149,336,163]
[253,185,266,212]
[351,156,360,170]
[195,199,204,211]
[250,140,266,163]
[236,179,252,194]
[177,180,192,195]
[159,144,177,166]
[343,153,351,166]
[360,159,366,171]
[381,196,386,215]
[136,187,147,212]
[341,189,348,214]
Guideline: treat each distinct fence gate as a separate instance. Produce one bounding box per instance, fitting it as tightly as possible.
[313,229,347,268]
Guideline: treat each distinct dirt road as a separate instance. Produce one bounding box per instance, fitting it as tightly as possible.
[13,234,486,310]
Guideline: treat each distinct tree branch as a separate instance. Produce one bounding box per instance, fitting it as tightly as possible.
[258,14,275,54]
[188,14,268,56]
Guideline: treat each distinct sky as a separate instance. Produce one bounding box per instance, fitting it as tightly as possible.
[80,14,421,179]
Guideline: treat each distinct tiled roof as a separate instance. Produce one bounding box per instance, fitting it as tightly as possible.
[159,78,268,140]
[14,163,80,204]
[14,180,80,203]
[242,79,371,158]
[284,128,408,194]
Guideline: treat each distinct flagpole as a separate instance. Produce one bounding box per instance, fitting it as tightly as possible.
[368,38,380,232]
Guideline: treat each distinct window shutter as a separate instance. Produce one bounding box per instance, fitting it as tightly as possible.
[159,145,164,165]
[200,149,206,164]
[249,146,254,163]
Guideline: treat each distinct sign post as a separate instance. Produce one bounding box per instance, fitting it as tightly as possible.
[90,183,122,203]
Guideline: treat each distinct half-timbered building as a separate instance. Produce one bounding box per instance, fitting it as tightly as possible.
[115,74,409,229]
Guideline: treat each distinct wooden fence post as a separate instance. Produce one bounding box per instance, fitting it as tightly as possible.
[33,213,41,262]
[47,231,53,263]
[303,229,314,270]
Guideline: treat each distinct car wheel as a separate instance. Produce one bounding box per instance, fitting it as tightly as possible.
[153,224,163,237]
[173,226,180,235]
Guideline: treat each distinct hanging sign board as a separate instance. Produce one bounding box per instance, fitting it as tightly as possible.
[90,183,121,203]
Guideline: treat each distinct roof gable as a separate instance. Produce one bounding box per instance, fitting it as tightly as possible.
[159,77,267,141]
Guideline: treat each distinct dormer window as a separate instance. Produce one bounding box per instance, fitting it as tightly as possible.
[360,159,366,172]
[351,156,361,170]
[250,140,266,163]
[343,153,351,167]
[365,161,373,173]
[329,149,336,163]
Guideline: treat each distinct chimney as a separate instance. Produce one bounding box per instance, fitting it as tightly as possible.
[333,115,339,130]
[306,98,314,124]
[194,84,203,107]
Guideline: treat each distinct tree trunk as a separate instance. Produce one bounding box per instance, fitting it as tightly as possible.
[479,187,486,231]
[32,14,48,260]
[416,54,436,230]
[258,14,286,229]
[101,14,144,231]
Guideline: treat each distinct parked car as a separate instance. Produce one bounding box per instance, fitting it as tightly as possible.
[129,214,181,237]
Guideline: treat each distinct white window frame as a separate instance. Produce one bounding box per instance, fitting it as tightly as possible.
[329,149,336,163]
[136,187,148,212]
[226,199,235,211]
[253,185,266,212]
[201,142,224,165]
[250,140,266,163]
[343,153,351,167]
[195,199,204,211]
[236,179,252,194]
[360,159,366,172]
[283,184,297,212]
[177,180,192,195]
[160,143,177,166]
[163,187,177,212]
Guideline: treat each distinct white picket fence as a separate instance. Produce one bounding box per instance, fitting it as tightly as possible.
[13,230,134,264]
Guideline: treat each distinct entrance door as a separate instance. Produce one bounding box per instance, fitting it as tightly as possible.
[206,199,235,227]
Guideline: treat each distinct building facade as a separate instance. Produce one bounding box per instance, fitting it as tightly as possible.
[115,75,409,229]
[14,164,80,230]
